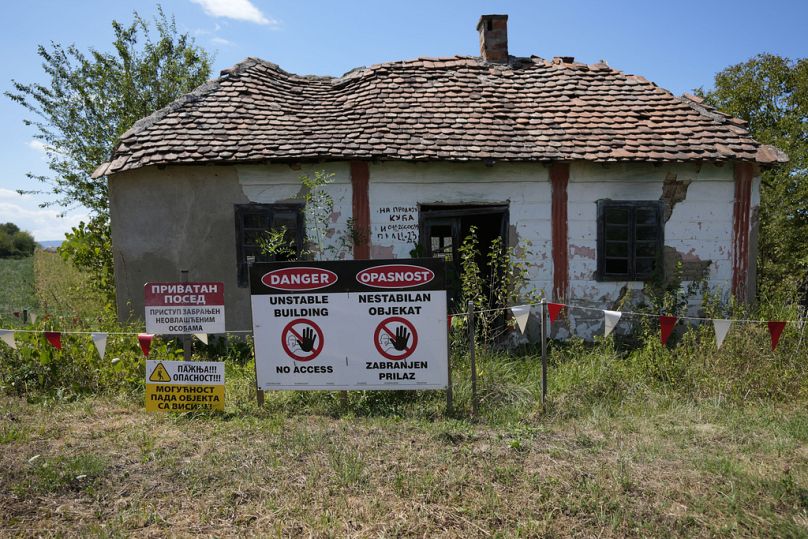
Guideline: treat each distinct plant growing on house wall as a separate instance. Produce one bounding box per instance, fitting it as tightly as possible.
[458,226,538,345]
[258,170,359,262]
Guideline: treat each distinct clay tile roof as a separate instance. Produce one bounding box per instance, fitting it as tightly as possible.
[93,55,788,178]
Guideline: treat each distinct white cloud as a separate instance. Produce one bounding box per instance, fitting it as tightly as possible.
[0,197,89,241]
[28,139,47,155]
[211,36,235,46]
[190,0,278,26]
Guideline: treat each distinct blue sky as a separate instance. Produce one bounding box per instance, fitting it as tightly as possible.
[2,0,806,240]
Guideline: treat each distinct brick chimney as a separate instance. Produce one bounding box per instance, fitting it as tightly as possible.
[477,14,509,63]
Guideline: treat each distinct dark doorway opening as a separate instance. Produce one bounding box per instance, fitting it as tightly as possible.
[419,204,509,312]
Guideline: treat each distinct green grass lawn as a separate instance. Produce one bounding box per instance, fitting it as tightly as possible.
[0,256,36,326]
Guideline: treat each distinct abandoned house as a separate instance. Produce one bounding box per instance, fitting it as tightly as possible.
[93,14,787,334]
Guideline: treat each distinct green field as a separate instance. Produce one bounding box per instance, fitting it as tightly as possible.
[0,256,37,326]
[0,253,806,537]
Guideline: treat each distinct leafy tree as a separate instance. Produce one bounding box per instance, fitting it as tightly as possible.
[0,223,36,258]
[697,54,808,302]
[6,7,211,300]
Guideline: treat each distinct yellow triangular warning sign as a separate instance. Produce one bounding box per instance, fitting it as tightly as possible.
[149,362,171,383]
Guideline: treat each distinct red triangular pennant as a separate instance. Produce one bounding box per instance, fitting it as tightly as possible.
[659,316,678,346]
[447,315,452,329]
[13,311,20,318]
[45,331,62,350]
[138,333,154,357]
[768,321,786,351]
[547,303,565,324]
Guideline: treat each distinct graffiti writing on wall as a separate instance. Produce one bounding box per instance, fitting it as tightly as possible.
[375,206,418,243]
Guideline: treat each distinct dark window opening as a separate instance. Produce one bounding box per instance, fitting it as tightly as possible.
[235,203,304,287]
[419,204,509,311]
[597,200,663,281]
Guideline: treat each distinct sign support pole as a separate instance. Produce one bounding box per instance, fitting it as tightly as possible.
[446,315,453,416]
[468,300,478,418]
[540,298,547,408]
[246,257,265,407]
[180,270,192,362]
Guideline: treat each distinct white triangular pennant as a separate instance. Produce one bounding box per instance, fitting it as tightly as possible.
[30,313,37,324]
[510,305,531,334]
[603,310,622,337]
[0,330,17,350]
[712,319,732,350]
[92,333,108,359]
[193,333,208,345]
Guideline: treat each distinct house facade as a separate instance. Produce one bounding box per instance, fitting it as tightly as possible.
[96,15,786,333]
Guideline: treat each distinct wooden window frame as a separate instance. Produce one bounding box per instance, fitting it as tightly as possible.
[234,203,304,287]
[596,200,664,282]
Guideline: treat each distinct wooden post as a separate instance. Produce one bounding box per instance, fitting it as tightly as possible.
[181,270,192,362]
[468,300,478,418]
[540,298,548,407]
[246,256,265,407]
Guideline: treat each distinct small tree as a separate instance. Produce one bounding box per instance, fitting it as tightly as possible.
[0,223,36,258]
[7,7,212,301]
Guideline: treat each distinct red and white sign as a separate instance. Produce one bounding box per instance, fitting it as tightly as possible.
[262,267,337,291]
[374,317,418,360]
[355,264,434,289]
[251,259,448,391]
[281,319,324,361]
[144,282,226,334]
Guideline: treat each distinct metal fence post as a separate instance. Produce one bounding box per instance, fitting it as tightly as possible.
[446,315,453,416]
[540,298,547,407]
[468,300,478,418]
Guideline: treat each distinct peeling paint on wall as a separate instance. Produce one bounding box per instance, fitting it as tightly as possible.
[371,244,395,259]
[663,246,712,282]
[660,172,692,222]
[570,245,596,259]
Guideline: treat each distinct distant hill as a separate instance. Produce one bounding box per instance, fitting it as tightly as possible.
[38,240,63,250]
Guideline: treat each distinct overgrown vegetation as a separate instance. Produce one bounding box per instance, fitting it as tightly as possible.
[0,238,806,536]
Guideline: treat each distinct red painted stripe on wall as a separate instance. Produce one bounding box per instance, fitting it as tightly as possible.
[550,163,569,301]
[731,162,753,302]
[350,161,371,260]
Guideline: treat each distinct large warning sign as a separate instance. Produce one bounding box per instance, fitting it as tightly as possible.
[144,282,225,334]
[145,360,225,412]
[251,259,448,390]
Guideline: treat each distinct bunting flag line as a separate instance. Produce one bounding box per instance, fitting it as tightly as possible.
[92,333,108,360]
[45,331,62,350]
[137,333,154,357]
[193,333,209,345]
[547,303,565,324]
[659,316,678,346]
[30,314,37,324]
[510,305,531,334]
[768,321,786,351]
[0,329,16,350]
[603,310,622,338]
[712,319,732,350]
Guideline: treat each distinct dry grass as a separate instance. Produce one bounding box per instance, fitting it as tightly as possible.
[1,392,805,537]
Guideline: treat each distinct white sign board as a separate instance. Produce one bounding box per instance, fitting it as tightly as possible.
[144,282,225,334]
[250,260,448,391]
